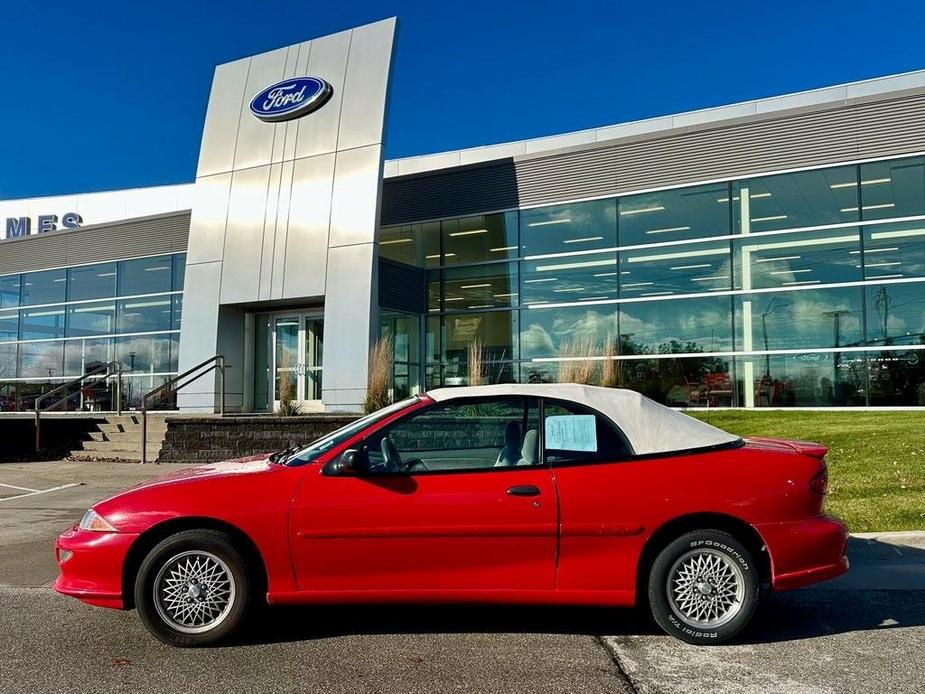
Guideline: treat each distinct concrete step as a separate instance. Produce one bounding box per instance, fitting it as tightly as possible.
[80,439,164,452]
[68,449,161,461]
[86,432,166,446]
[98,421,167,434]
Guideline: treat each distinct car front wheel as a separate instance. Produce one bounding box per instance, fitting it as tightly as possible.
[648,529,759,645]
[134,529,250,646]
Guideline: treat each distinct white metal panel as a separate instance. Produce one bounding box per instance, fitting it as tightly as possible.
[270,159,295,298]
[281,153,336,299]
[258,162,283,300]
[322,242,376,409]
[184,174,232,265]
[337,18,396,151]
[232,48,288,171]
[176,260,223,412]
[219,165,271,304]
[328,144,383,248]
[294,30,351,160]
[197,59,249,178]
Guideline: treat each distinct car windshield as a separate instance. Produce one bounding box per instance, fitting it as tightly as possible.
[282,396,421,466]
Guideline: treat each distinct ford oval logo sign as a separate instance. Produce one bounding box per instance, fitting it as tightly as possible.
[249,77,333,123]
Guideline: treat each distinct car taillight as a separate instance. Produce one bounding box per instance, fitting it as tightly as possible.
[809,466,828,495]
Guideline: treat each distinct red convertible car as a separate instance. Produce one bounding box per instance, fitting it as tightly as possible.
[55,384,848,646]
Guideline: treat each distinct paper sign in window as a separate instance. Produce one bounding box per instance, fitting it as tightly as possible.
[545,415,597,452]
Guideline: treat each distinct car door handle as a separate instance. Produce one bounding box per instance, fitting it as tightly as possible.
[506,485,541,497]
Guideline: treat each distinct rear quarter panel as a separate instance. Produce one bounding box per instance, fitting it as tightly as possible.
[552,441,825,594]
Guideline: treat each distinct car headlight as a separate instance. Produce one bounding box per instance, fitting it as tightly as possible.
[79,509,117,532]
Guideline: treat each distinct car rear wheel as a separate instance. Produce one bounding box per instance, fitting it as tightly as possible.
[134,529,250,647]
[647,529,758,645]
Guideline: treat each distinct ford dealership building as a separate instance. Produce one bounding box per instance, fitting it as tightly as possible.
[1,17,924,413]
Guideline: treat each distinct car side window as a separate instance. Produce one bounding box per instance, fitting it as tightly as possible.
[542,400,631,464]
[363,396,540,474]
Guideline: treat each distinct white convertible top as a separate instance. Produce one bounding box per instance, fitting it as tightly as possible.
[425,384,740,456]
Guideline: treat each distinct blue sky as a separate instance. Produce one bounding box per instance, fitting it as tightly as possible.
[2,0,923,199]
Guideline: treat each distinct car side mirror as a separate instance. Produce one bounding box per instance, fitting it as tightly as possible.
[322,447,364,476]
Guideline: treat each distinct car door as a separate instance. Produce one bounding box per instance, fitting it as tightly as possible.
[289,396,558,593]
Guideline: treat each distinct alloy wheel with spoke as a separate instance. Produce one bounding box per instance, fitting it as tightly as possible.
[666,548,745,629]
[153,550,237,634]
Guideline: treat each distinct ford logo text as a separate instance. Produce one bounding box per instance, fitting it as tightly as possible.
[249,77,332,123]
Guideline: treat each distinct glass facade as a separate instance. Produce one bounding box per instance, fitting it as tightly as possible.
[0,253,185,411]
[380,155,925,407]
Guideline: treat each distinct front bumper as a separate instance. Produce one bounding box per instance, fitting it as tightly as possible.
[757,515,849,591]
[53,524,138,609]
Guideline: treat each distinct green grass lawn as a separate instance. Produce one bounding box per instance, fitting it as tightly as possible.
[689,410,925,533]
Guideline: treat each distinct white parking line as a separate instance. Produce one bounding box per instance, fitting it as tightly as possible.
[0,483,82,502]
[0,483,41,493]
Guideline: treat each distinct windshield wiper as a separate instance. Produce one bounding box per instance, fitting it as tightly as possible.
[269,444,301,465]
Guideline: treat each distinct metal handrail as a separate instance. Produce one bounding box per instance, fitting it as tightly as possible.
[34,361,123,452]
[140,354,226,464]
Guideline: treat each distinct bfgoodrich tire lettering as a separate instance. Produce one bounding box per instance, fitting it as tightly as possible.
[134,529,250,647]
[647,529,759,645]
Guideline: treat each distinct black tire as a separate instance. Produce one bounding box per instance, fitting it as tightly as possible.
[647,529,759,645]
[134,529,250,647]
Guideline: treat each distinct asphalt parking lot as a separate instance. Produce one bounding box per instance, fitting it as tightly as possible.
[1,460,924,694]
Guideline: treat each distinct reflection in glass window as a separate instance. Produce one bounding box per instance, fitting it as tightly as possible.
[117,297,172,334]
[735,288,864,352]
[21,269,67,306]
[0,343,16,379]
[620,241,731,295]
[0,275,21,308]
[381,312,420,364]
[380,222,440,267]
[736,353,866,407]
[618,183,730,246]
[64,338,114,376]
[118,256,173,296]
[620,356,735,407]
[520,199,616,256]
[521,251,618,305]
[866,282,925,347]
[520,305,618,360]
[860,156,925,220]
[20,305,66,340]
[443,311,517,385]
[733,228,862,290]
[171,295,183,330]
[426,270,441,312]
[67,263,116,302]
[867,351,925,406]
[19,340,64,378]
[733,166,859,233]
[862,221,925,281]
[425,315,441,364]
[172,254,186,291]
[115,334,172,373]
[443,262,518,311]
[0,310,17,342]
[443,213,517,265]
[619,297,733,355]
[66,301,116,337]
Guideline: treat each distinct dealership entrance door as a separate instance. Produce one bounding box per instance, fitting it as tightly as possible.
[253,311,323,412]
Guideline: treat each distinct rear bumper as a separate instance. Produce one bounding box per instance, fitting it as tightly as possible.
[53,524,138,609]
[756,516,849,591]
